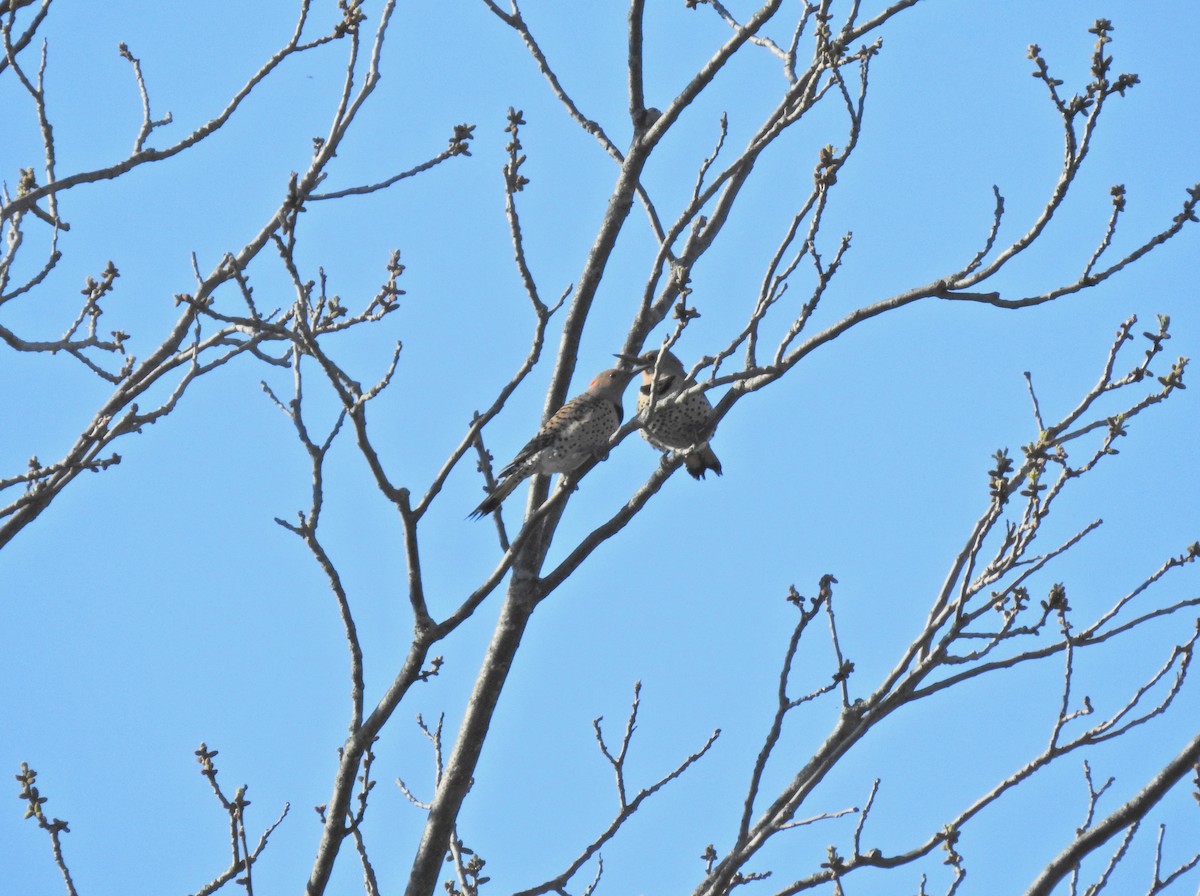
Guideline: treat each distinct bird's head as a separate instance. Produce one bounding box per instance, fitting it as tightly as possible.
[588,367,639,393]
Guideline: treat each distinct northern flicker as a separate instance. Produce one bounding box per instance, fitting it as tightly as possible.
[627,349,723,480]
[470,365,647,519]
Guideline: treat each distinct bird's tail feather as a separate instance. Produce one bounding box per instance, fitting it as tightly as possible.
[468,475,522,520]
[684,445,723,480]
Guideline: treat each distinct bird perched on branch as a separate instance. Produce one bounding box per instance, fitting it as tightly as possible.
[624,348,723,480]
[470,364,649,520]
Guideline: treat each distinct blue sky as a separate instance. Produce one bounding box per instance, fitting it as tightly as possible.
[3,2,1198,894]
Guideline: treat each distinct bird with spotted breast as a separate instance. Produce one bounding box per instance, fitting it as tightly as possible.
[470,363,649,520]
[625,348,723,480]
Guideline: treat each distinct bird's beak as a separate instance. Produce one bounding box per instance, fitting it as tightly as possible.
[614,352,649,370]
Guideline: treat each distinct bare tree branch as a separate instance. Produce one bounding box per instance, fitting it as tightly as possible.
[1026,731,1200,896]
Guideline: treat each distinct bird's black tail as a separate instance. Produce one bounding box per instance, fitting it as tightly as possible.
[683,445,723,480]
[468,475,522,520]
